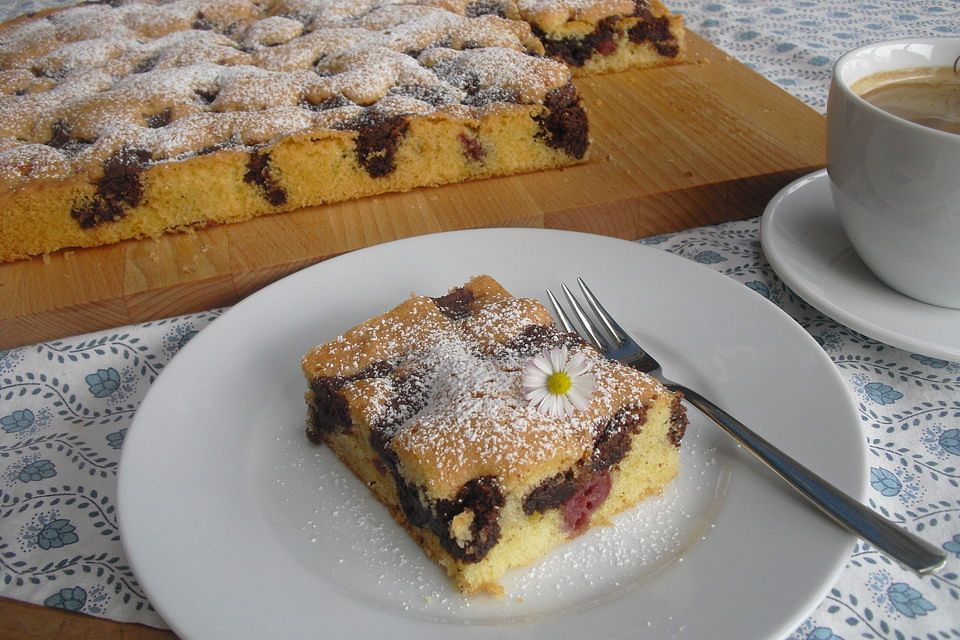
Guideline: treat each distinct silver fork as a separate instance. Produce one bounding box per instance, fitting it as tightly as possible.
[547,277,946,576]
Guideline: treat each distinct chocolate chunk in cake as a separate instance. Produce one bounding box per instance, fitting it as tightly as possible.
[69,147,151,228]
[244,150,288,206]
[347,112,411,179]
[535,82,589,159]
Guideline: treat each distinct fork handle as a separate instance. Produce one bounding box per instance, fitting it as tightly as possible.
[670,384,947,575]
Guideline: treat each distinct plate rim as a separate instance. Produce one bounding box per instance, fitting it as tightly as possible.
[118,227,866,640]
[760,168,960,360]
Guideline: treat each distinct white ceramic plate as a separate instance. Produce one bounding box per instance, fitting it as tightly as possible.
[119,228,865,640]
[761,169,960,361]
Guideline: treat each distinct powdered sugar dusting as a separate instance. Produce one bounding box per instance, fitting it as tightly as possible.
[517,0,636,31]
[305,283,660,497]
[0,0,571,189]
[264,397,723,622]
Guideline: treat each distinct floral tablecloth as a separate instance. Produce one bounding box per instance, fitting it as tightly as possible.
[2,1,959,639]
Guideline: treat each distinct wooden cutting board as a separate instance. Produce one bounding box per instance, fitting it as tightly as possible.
[0,31,825,351]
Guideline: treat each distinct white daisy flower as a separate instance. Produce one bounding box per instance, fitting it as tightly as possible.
[522,346,595,417]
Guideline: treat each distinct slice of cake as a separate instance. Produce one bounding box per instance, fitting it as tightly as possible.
[301,275,687,594]
[515,0,685,75]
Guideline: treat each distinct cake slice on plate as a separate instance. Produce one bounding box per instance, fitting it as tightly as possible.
[301,274,687,594]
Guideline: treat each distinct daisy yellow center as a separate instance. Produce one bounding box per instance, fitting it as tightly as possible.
[546,371,572,395]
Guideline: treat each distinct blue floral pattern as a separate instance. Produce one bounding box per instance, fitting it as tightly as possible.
[37,518,78,550]
[19,459,56,483]
[1,1,959,637]
[940,429,960,456]
[863,382,903,406]
[912,355,950,369]
[807,627,843,640]
[106,429,127,450]
[746,281,772,299]
[44,586,87,611]
[887,582,937,618]
[693,250,726,264]
[85,368,121,398]
[1,409,34,433]
[0,307,219,628]
[870,467,901,497]
[944,535,960,558]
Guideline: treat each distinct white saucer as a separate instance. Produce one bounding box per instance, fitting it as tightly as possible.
[761,169,960,361]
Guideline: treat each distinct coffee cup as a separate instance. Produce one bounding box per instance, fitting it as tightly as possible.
[827,38,960,309]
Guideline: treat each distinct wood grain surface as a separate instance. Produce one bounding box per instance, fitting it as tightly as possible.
[0,31,826,351]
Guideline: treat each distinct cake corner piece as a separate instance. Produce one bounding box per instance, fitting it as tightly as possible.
[301,274,687,594]
[521,0,687,76]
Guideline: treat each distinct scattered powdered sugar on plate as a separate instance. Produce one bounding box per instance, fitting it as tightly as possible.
[264,410,724,624]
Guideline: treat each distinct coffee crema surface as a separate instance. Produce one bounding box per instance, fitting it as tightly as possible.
[853,66,960,135]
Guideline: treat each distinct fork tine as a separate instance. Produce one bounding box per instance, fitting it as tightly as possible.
[576,277,629,344]
[560,283,611,352]
[547,287,602,350]
[545,288,575,334]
